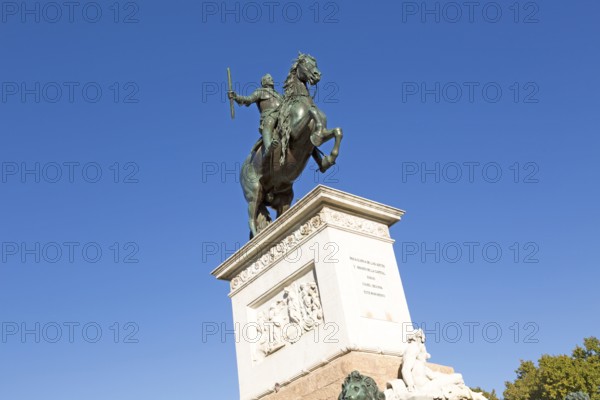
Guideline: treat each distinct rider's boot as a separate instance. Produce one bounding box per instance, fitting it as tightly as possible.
[263,135,279,156]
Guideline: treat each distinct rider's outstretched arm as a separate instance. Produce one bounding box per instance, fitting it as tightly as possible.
[234,89,262,106]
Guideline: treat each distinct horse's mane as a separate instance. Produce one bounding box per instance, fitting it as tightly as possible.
[283,53,314,98]
[283,58,300,96]
[278,52,316,164]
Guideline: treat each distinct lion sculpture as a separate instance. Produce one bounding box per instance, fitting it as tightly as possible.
[339,371,387,400]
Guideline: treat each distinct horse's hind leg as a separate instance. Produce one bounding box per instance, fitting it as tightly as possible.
[247,196,259,239]
[274,189,294,218]
[242,154,266,239]
[256,202,271,232]
[248,186,272,238]
[244,176,262,238]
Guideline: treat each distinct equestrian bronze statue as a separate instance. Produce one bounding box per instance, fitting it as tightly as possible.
[228,53,343,238]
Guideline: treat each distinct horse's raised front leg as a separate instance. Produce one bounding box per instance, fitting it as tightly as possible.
[308,107,343,171]
[311,148,329,173]
[310,127,343,173]
[325,126,343,165]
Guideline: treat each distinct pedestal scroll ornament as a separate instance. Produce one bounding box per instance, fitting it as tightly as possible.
[229,208,391,293]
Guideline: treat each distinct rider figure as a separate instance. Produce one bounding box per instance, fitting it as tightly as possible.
[228,74,282,153]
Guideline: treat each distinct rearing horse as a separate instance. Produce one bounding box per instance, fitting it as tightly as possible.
[240,53,343,238]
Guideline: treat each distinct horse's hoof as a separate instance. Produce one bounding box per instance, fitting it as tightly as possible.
[320,156,335,173]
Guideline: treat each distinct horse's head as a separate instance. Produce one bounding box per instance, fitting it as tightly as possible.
[295,53,321,86]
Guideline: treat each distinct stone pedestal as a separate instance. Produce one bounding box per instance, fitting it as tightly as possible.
[260,352,454,400]
[261,351,403,400]
[212,186,413,400]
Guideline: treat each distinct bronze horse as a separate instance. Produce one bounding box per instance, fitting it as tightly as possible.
[240,53,343,238]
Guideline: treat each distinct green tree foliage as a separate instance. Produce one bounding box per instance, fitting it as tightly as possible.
[504,337,600,400]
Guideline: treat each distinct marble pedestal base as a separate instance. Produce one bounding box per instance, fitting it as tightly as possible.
[212,186,414,400]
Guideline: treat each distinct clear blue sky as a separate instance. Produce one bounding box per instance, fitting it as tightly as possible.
[1,0,598,399]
